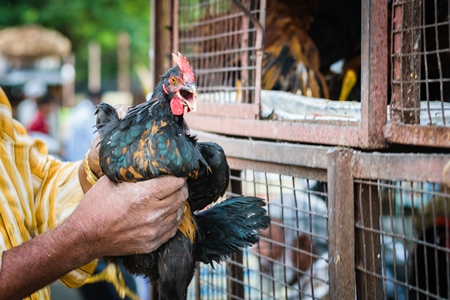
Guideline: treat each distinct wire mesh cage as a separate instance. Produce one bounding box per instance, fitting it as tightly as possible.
[187,170,329,299]
[176,0,366,124]
[172,132,450,299]
[355,179,450,299]
[173,0,450,147]
[178,0,264,106]
[390,0,450,127]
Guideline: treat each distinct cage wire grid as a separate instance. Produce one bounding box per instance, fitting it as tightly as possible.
[355,179,450,300]
[187,170,329,300]
[173,0,450,147]
[390,0,450,126]
[178,0,263,104]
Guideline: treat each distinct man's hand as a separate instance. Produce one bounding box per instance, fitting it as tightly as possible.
[0,175,187,300]
[69,175,187,257]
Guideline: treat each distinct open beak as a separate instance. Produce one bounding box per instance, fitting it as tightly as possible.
[178,83,197,112]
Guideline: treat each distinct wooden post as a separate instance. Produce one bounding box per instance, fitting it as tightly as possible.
[150,0,166,88]
[118,32,130,92]
[88,41,101,93]
[149,0,156,91]
[62,54,75,107]
[228,169,245,300]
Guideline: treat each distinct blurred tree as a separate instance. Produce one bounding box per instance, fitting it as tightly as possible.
[0,0,149,92]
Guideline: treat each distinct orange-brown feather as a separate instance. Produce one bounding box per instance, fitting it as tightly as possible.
[178,202,196,243]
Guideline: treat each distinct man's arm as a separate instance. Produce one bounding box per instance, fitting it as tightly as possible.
[0,215,95,300]
[0,176,187,300]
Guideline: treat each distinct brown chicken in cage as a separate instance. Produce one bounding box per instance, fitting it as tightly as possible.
[262,0,329,99]
[263,0,364,101]
[263,0,363,101]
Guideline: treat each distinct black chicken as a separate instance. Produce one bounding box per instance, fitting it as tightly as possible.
[94,53,269,300]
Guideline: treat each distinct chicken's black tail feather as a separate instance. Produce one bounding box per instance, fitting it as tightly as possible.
[194,196,270,265]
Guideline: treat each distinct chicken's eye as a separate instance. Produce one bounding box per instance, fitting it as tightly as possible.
[170,77,178,85]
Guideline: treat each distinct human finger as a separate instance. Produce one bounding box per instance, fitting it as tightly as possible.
[140,176,187,201]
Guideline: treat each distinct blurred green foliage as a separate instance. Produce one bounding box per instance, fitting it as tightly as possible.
[0,0,150,91]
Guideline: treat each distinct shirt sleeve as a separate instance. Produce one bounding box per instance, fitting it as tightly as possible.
[28,142,98,288]
[0,88,97,291]
[26,138,81,230]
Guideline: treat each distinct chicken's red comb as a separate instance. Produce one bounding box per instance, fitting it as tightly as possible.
[172,52,195,82]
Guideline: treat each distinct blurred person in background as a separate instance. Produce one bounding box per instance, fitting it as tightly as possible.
[64,90,102,162]
[27,93,62,158]
[16,79,47,129]
[28,93,54,135]
[255,192,329,299]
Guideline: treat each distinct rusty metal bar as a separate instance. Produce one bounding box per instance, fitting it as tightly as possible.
[228,169,245,299]
[254,0,266,117]
[352,151,450,183]
[181,10,246,28]
[187,115,362,147]
[391,0,422,124]
[228,252,244,299]
[185,48,258,58]
[195,129,450,183]
[179,22,255,44]
[384,123,450,148]
[327,148,356,299]
[359,0,388,149]
[235,0,250,105]
[193,130,331,169]
[226,157,328,182]
[355,182,383,299]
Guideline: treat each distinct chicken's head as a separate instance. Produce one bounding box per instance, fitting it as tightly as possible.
[161,52,197,116]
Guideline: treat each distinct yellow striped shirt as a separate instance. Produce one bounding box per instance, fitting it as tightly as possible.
[0,88,97,299]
